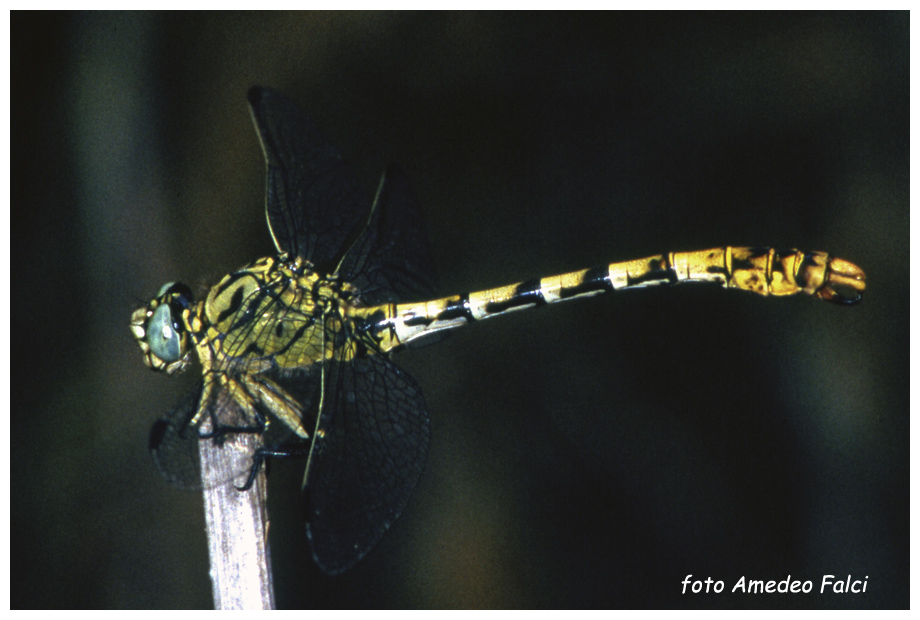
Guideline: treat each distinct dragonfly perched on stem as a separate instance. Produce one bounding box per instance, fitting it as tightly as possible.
[131,87,866,576]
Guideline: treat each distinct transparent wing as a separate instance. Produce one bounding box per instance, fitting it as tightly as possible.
[247,86,368,270]
[150,366,319,490]
[304,344,430,575]
[149,381,268,489]
[337,165,439,306]
[153,89,437,575]
[149,383,206,489]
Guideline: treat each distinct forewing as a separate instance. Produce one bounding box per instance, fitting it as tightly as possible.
[247,87,368,269]
[304,349,430,575]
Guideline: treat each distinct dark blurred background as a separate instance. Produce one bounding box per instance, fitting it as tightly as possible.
[12,12,907,609]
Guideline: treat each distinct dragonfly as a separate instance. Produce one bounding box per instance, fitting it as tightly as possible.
[131,87,866,576]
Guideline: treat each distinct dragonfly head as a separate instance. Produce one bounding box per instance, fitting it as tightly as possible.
[130,282,195,374]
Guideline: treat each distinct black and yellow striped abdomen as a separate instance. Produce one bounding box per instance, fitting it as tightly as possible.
[362,247,865,350]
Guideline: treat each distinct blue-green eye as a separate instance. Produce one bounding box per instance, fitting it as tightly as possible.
[148,303,183,363]
[156,281,178,298]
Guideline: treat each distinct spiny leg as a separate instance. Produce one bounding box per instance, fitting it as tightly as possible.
[239,374,311,439]
[237,445,311,491]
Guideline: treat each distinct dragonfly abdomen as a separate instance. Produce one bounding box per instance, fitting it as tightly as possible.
[363,246,864,350]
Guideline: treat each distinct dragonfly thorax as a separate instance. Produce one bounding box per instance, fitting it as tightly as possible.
[193,254,363,374]
[132,254,369,383]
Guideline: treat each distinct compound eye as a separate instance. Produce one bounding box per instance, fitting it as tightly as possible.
[157,281,194,306]
[147,303,185,363]
[156,281,179,298]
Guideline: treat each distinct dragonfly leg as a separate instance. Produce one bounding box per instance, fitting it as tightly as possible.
[236,444,310,491]
[195,375,268,440]
[241,374,312,439]
[197,411,266,440]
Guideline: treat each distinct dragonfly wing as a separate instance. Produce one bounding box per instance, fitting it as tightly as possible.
[149,383,206,489]
[150,376,298,490]
[304,350,430,575]
[337,165,439,306]
[247,87,368,270]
